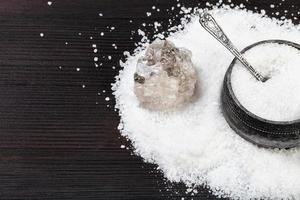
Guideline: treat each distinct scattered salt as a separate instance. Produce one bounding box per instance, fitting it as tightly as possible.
[113,6,300,200]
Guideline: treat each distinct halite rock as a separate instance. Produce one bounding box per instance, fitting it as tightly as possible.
[134,39,197,111]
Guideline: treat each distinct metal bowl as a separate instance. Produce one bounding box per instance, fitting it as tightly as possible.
[221,39,300,148]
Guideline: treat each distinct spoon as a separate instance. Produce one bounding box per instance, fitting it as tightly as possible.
[199,12,269,82]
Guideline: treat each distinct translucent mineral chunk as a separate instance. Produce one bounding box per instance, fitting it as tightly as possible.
[134,39,197,111]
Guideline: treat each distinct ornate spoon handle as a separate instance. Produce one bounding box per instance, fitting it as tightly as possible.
[199,12,268,82]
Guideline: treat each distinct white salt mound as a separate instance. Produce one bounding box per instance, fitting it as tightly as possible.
[113,7,300,200]
[232,43,300,121]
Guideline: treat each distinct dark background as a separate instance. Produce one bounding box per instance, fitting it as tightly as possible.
[0,0,298,199]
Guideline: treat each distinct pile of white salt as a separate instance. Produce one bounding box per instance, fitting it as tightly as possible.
[113,7,300,200]
[232,43,300,121]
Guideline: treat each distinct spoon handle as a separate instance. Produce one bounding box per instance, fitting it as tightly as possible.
[199,12,267,82]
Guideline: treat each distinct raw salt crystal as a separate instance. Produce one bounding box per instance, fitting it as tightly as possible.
[99,13,103,17]
[133,39,197,111]
[47,1,52,6]
[94,49,98,53]
[113,6,300,200]
[146,12,152,17]
[76,68,80,72]
[105,97,110,101]
[94,57,98,62]
[100,32,104,36]
[92,44,97,48]
[40,33,44,37]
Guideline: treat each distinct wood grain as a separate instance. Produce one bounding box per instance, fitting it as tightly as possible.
[0,0,298,199]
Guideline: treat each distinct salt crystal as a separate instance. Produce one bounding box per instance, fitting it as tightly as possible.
[47,1,52,6]
[105,97,110,101]
[113,6,300,200]
[94,57,98,62]
[76,68,80,72]
[133,39,197,111]
[40,33,44,37]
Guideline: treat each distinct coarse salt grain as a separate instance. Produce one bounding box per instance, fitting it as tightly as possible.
[113,7,300,200]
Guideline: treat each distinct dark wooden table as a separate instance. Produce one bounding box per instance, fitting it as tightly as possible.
[0,0,298,199]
